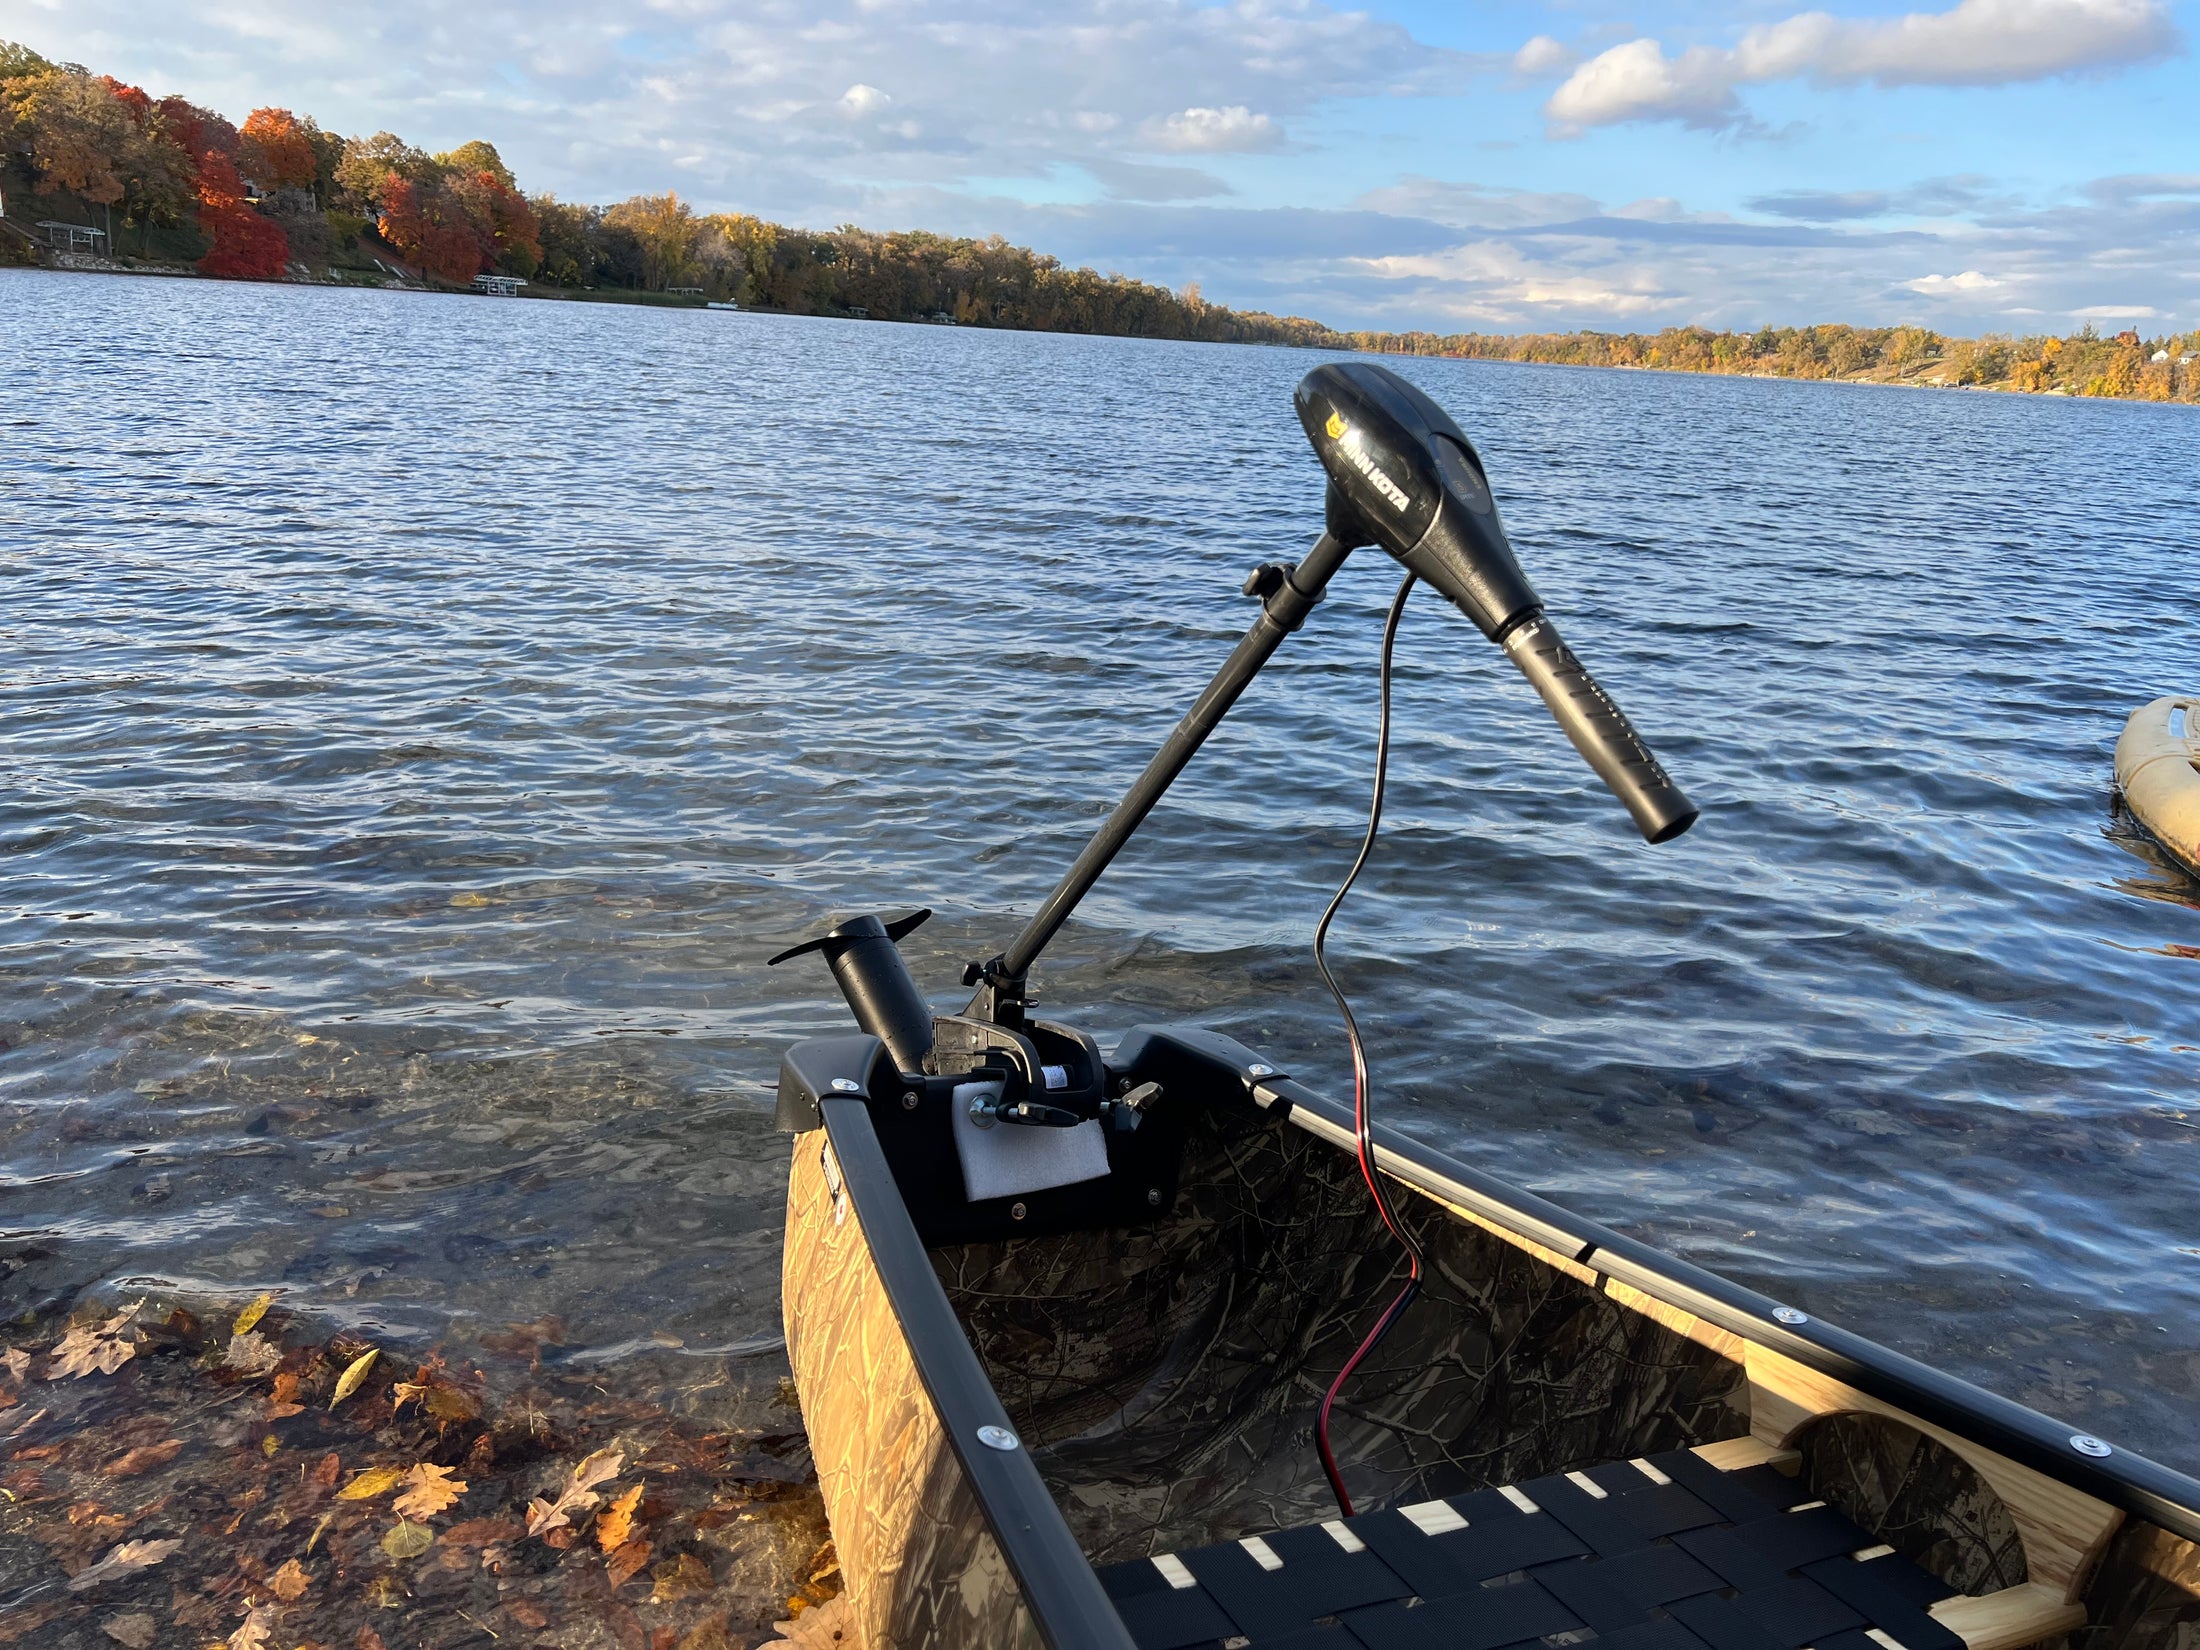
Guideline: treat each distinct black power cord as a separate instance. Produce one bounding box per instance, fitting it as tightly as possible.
[1312,569,1425,1518]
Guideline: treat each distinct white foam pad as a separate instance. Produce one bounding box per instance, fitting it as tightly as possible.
[950,1078,1111,1204]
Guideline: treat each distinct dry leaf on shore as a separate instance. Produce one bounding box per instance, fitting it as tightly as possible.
[329,1348,379,1409]
[99,1614,156,1649]
[650,1551,712,1603]
[337,1465,405,1501]
[392,1462,466,1519]
[223,1333,282,1377]
[1,1347,29,1384]
[67,1537,182,1591]
[390,1380,426,1417]
[607,1537,652,1589]
[268,1557,311,1600]
[524,1447,624,1538]
[596,1483,643,1552]
[47,1303,143,1380]
[226,1603,276,1649]
[762,1594,855,1649]
[231,1293,275,1337]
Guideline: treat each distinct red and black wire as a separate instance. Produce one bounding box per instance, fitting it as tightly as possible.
[1312,569,1425,1519]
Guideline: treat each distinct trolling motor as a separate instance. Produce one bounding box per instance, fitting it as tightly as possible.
[770,364,1694,1241]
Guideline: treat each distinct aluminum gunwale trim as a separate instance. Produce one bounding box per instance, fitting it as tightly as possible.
[1267,1077,2200,1545]
[813,1097,1136,1650]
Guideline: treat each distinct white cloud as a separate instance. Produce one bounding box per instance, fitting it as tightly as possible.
[21,0,1466,212]
[1512,35,1575,75]
[1904,270,2002,293]
[1540,0,2182,131]
[1143,105,1282,153]
[2071,304,2164,317]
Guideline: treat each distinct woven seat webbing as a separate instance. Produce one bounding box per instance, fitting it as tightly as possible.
[1095,1449,1964,1650]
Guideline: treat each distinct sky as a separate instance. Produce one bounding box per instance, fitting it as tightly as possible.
[4,0,2195,335]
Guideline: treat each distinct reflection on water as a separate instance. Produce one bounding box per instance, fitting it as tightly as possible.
[3,269,2198,1493]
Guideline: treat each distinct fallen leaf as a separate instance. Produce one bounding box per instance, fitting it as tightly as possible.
[650,1551,713,1603]
[358,1630,389,1650]
[260,1435,280,1459]
[381,1519,434,1560]
[524,1447,625,1538]
[597,1483,643,1552]
[270,1372,300,1405]
[227,1604,277,1650]
[232,1293,276,1337]
[224,1333,282,1377]
[267,1557,311,1600]
[442,1517,521,1548]
[67,1537,182,1592]
[389,1382,425,1417]
[424,1380,482,1423]
[1,1348,29,1383]
[505,1600,549,1630]
[391,1463,466,1520]
[761,1595,854,1650]
[305,1511,336,1554]
[330,1348,379,1409]
[309,1452,341,1489]
[100,1613,157,1649]
[337,1466,405,1501]
[46,1304,142,1380]
[607,1537,652,1589]
[103,1438,182,1477]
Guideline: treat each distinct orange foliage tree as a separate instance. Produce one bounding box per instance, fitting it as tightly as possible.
[194,150,289,278]
[375,174,487,283]
[240,107,316,191]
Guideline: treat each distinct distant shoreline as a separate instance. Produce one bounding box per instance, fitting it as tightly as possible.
[14,254,2194,412]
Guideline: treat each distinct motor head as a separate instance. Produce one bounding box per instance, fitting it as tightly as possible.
[1295,362,1539,639]
[1294,362,1698,845]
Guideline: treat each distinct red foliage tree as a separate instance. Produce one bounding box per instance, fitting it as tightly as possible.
[375,174,489,284]
[194,151,290,279]
[100,77,153,125]
[155,97,238,162]
[239,107,316,191]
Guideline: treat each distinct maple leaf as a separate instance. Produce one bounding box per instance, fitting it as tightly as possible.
[67,1537,182,1592]
[268,1557,311,1600]
[223,1333,282,1377]
[596,1483,643,1552]
[523,1447,624,1538]
[46,1304,143,1381]
[392,1462,467,1520]
[762,1594,855,1649]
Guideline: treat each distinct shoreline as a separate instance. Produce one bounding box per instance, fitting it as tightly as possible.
[10,255,2192,409]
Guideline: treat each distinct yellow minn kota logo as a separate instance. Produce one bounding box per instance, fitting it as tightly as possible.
[1324,411,1346,440]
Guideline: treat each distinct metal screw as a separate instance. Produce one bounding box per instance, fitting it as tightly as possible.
[901,1091,919,1110]
[1010,1202,1026,1221]
[1247,1064,1274,1079]
[976,1425,1020,1451]
[1772,1307,1810,1326]
[2070,1434,2113,1458]
[828,1078,863,1094]
[1146,1188,1163,1207]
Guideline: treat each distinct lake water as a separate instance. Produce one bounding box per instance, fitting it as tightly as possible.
[5,268,2199,1474]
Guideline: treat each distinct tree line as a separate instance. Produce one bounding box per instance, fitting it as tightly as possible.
[2,38,2192,402]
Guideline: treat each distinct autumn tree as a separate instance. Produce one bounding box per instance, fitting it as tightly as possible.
[193,149,289,277]
[7,68,134,203]
[240,107,317,191]
[439,140,514,190]
[603,193,699,290]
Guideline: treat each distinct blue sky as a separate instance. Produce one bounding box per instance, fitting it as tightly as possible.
[5,0,2194,334]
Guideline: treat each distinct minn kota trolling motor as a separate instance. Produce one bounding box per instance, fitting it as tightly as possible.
[769,361,1695,1505]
